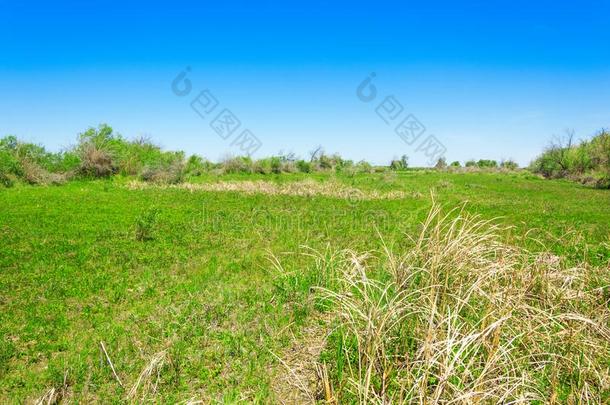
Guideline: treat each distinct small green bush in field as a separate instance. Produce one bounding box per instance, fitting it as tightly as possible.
[500,159,519,170]
[184,154,211,176]
[296,159,312,173]
[0,148,20,187]
[435,157,448,169]
[0,172,15,188]
[389,155,409,171]
[134,208,160,241]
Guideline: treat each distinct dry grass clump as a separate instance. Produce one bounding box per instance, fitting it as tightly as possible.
[127,350,168,401]
[78,143,115,177]
[304,202,609,403]
[34,370,70,405]
[21,159,66,185]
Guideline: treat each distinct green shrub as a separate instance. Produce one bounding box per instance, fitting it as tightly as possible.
[134,208,159,241]
[435,157,447,169]
[270,156,282,174]
[75,125,119,177]
[500,160,519,170]
[45,151,81,173]
[281,160,297,173]
[184,155,211,177]
[296,160,312,173]
[450,161,461,167]
[477,159,498,168]
[0,135,74,184]
[390,155,409,170]
[0,146,22,180]
[355,160,373,173]
[139,153,185,184]
[221,156,254,174]
[316,153,345,170]
[117,137,183,176]
[532,130,610,183]
[253,158,272,174]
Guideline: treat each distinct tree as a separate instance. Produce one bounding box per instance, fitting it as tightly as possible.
[400,154,409,169]
[390,154,409,170]
[309,145,323,163]
[435,157,447,169]
[546,129,575,173]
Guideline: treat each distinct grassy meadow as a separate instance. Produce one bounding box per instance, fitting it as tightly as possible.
[1,171,609,403]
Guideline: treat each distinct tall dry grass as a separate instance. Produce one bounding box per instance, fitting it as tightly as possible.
[302,202,610,403]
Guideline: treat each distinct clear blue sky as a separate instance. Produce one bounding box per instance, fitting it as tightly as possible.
[1,0,609,166]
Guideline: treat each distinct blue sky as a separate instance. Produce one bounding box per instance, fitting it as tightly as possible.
[1,1,609,166]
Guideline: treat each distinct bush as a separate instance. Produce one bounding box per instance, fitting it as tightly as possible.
[75,125,120,178]
[252,158,272,174]
[117,137,183,176]
[0,135,74,185]
[390,155,409,171]
[0,170,15,188]
[270,156,282,174]
[465,160,477,167]
[75,126,189,179]
[140,154,185,184]
[500,159,519,170]
[315,152,345,171]
[477,159,498,168]
[355,160,373,174]
[296,160,312,173]
[450,161,461,167]
[184,154,211,177]
[78,143,115,178]
[434,157,447,169]
[45,151,81,173]
[532,130,610,183]
[134,208,159,241]
[221,156,254,174]
[281,160,297,173]
[0,146,22,181]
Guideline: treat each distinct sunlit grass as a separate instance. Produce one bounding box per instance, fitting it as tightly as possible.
[0,171,608,402]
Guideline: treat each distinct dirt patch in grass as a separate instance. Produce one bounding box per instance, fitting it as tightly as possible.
[270,315,331,404]
[126,179,416,201]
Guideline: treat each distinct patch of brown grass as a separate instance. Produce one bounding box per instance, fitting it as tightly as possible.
[126,179,415,201]
[20,159,66,185]
[270,316,331,404]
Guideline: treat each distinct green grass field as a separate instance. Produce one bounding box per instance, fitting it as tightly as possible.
[1,171,609,403]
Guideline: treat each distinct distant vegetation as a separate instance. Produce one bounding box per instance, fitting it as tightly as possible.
[531,129,610,188]
[0,124,376,187]
[2,124,608,188]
